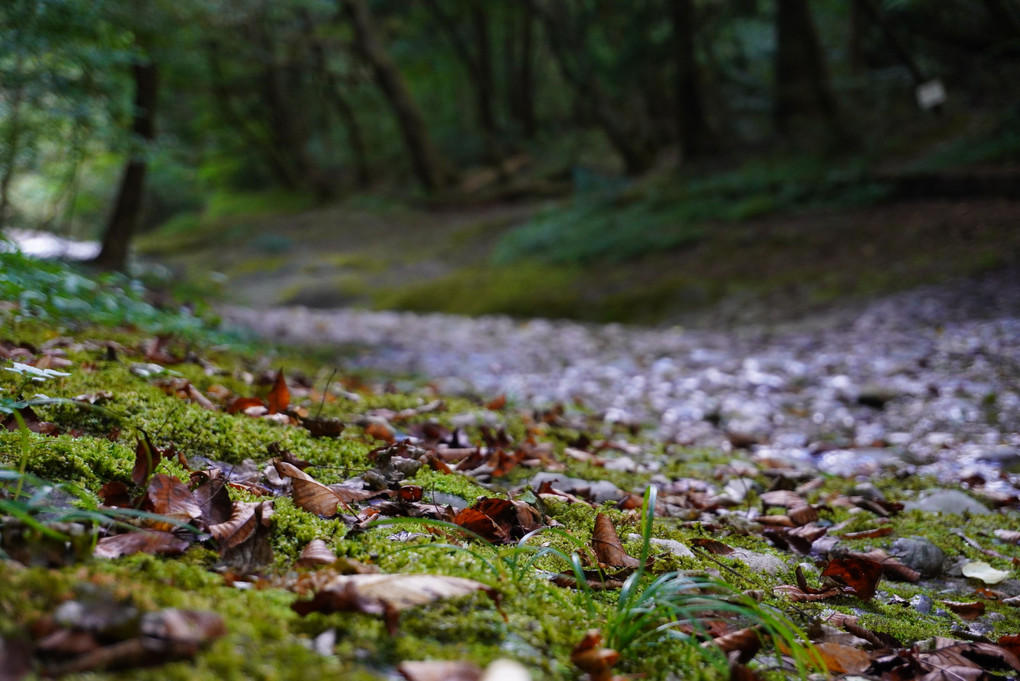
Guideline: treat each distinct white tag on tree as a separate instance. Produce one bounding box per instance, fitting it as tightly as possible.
[916,79,946,110]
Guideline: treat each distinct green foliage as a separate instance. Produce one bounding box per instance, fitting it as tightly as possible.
[0,251,214,338]
[493,158,891,265]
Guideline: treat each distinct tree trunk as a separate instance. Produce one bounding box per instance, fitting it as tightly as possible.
[92,57,157,271]
[671,0,710,157]
[529,0,655,175]
[773,0,839,136]
[506,2,537,139]
[421,0,500,161]
[856,0,926,86]
[299,8,372,189]
[340,0,453,192]
[0,52,27,232]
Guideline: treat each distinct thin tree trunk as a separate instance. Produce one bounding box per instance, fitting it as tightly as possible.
[206,41,298,189]
[518,2,536,138]
[773,0,839,136]
[421,0,500,161]
[92,57,157,271]
[299,8,372,189]
[0,53,27,231]
[856,0,926,86]
[340,0,454,192]
[671,0,710,157]
[528,0,655,174]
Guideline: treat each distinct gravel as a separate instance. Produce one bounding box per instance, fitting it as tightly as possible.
[221,270,1020,496]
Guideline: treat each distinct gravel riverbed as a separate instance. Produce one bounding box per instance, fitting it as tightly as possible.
[222,270,1020,497]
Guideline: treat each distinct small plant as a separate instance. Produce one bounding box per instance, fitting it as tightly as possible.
[600,486,823,677]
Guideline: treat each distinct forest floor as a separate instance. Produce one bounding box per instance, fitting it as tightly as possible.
[3,192,1020,681]
[138,194,1020,328]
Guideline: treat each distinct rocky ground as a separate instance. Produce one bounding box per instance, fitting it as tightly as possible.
[223,266,1020,499]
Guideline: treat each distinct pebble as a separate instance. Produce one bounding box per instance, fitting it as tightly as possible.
[890,537,947,577]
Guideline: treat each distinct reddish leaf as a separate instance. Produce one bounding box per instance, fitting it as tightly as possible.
[942,600,986,621]
[98,481,134,508]
[821,556,883,601]
[147,474,202,526]
[215,500,274,571]
[570,629,620,681]
[705,626,762,664]
[452,498,544,544]
[2,406,59,436]
[814,642,872,674]
[364,421,395,443]
[131,433,163,487]
[484,394,507,410]
[690,538,734,555]
[267,369,289,414]
[591,513,641,568]
[226,396,265,415]
[94,531,190,559]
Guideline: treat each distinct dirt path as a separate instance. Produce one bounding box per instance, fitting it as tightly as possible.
[223,266,1020,496]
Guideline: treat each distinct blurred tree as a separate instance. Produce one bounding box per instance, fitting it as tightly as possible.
[340,0,455,192]
[671,0,710,157]
[773,0,840,139]
[93,45,157,270]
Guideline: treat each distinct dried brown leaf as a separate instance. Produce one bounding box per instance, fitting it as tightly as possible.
[267,369,290,415]
[591,513,641,568]
[291,574,499,635]
[570,629,620,681]
[297,539,337,567]
[814,642,872,674]
[94,531,190,559]
[821,556,883,601]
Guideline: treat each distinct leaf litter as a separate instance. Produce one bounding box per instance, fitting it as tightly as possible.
[4,278,1020,680]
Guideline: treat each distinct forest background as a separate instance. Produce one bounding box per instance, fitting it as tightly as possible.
[1,0,1019,322]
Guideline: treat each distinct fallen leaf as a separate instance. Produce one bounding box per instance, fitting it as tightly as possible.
[131,433,164,487]
[942,600,986,620]
[570,629,619,681]
[452,498,544,544]
[591,514,641,568]
[821,556,883,601]
[226,396,264,414]
[267,369,289,414]
[147,474,202,527]
[814,642,872,674]
[215,500,274,571]
[94,531,190,559]
[297,539,337,567]
[705,626,762,664]
[274,461,372,517]
[291,574,499,634]
[301,415,345,438]
[961,561,1011,584]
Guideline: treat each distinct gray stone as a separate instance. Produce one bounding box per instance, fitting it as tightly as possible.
[729,548,787,577]
[910,593,933,614]
[905,489,990,515]
[890,537,947,577]
[626,534,695,559]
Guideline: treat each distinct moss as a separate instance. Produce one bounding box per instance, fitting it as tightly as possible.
[372,264,582,319]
